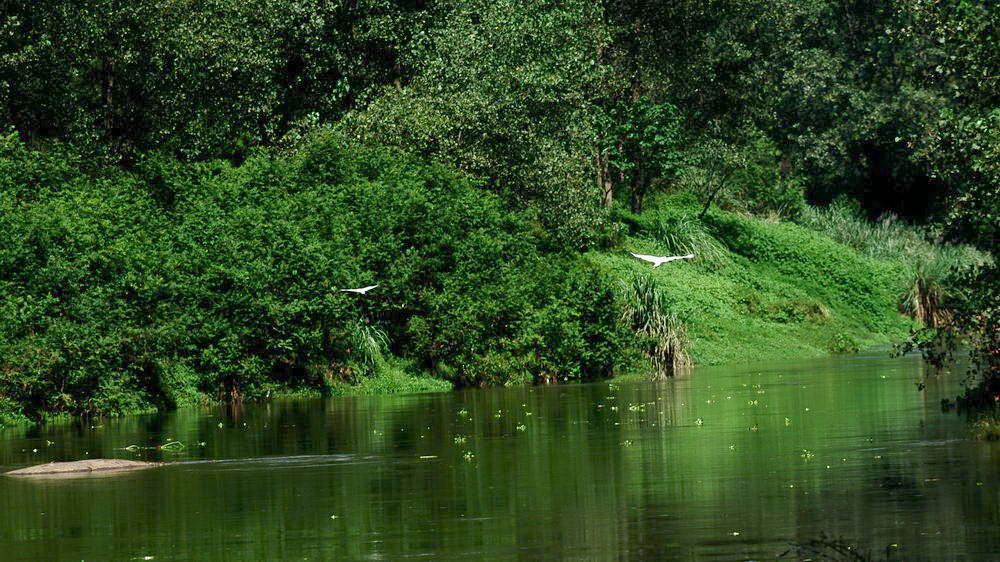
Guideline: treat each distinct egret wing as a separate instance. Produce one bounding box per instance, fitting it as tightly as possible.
[630,252,662,263]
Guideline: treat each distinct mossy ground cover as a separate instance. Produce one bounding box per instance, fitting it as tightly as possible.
[595,198,915,368]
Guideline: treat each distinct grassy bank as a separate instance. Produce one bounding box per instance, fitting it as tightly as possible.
[598,195,915,369]
[2,134,978,425]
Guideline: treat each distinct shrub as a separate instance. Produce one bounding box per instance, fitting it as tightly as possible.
[830,332,860,354]
[0,133,628,420]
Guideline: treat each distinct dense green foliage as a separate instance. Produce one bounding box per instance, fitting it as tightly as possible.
[599,195,916,367]
[0,133,631,420]
[1,0,996,419]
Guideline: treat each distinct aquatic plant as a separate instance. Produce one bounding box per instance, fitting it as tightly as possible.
[971,413,1000,441]
[120,440,186,452]
[619,275,692,377]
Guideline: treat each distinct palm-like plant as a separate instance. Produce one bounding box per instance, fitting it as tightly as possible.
[349,322,390,373]
[899,247,970,329]
[620,275,692,377]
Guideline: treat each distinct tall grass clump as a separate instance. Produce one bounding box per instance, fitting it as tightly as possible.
[797,197,931,262]
[620,275,692,377]
[349,322,390,374]
[898,242,990,329]
[645,212,729,266]
[898,247,966,329]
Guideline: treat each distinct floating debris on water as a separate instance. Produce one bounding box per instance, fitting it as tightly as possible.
[462,451,475,461]
[120,440,187,453]
[695,418,704,426]
[453,435,467,444]
[516,423,526,431]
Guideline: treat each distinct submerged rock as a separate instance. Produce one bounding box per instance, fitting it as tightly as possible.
[4,459,163,477]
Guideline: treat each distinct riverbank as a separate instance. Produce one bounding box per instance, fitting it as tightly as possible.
[597,195,916,368]
[315,197,919,392]
[1,136,963,426]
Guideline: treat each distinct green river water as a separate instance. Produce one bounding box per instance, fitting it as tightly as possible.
[1,351,998,560]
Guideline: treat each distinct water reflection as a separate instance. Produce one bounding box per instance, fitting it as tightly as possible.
[1,352,997,560]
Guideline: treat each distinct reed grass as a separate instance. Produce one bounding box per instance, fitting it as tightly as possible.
[620,275,692,377]
[797,198,931,262]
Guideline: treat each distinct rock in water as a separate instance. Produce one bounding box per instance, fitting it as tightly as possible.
[4,459,163,477]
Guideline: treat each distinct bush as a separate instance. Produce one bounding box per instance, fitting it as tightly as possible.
[0,133,631,421]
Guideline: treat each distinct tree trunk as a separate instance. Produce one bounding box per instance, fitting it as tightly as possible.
[597,152,613,207]
[699,171,734,219]
[629,166,645,214]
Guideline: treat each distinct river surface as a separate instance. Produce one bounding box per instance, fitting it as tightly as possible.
[1,351,998,560]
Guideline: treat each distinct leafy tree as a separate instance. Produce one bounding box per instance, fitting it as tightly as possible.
[0,0,421,160]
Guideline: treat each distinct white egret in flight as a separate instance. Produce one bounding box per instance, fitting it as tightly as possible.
[340,285,379,294]
[630,253,694,268]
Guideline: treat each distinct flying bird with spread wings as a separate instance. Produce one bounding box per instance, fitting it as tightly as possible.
[630,253,695,268]
[340,284,379,294]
